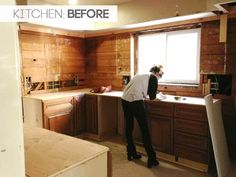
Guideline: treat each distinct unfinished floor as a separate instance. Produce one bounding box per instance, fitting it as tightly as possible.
[93,140,236,177]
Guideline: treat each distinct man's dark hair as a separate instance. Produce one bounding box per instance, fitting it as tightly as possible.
[149,65,163,73]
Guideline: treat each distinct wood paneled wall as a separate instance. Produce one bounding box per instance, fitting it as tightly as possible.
[19,31,86,95]
[19,19,236,98]
[85,33,131,90]
[84,19,236,99]
[19,18,236,158]
[200,19,236,100]
[201,21,225,74]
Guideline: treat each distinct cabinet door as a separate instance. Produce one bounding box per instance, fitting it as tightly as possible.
[74,94,86,135]
[85,94,98,134]
[149,115,173,154]
[145,101,174,154]
[43,96,74,135]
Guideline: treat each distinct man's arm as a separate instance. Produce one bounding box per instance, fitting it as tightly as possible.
[148,75,158,100]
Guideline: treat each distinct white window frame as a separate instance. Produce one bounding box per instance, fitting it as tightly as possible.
[137,28,201,85]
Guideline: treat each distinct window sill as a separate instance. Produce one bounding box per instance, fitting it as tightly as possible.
[159,82,200,87]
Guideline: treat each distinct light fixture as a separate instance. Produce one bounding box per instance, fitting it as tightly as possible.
[68,0,77,5]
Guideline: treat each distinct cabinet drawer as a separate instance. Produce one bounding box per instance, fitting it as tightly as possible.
[175,132,208,150]
[174,119,208,136]
[44,103,73,117]
[174,104,207,121]
[175,144,208,163]
[146,101,174,117]
[43,97,74,117]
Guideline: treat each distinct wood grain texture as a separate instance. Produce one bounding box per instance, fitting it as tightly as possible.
[85,33,131,90]
[24,125,108,177]
[19,31,86,94]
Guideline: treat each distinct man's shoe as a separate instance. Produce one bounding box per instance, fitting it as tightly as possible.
[127,153,142,161]
[147,158,159,168]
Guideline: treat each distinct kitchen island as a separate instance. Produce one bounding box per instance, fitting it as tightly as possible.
[24,124,110,177]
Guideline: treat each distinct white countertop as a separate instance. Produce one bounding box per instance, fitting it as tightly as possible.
[152,94,206,106]
[23,88,91,100]
[23,89,211,106]
[95,91,123,97]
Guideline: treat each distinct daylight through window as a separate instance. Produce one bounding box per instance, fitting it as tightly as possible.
[137,28,201,84]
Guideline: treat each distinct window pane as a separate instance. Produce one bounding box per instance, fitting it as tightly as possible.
[138,33,166,74]
[137,28,200,84]
[165,30,200,83]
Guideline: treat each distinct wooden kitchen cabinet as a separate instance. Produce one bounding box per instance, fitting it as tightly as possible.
[85,94,98,134]
[74,93,86,135]
[132,101,174,154]
[129,99,211,165]
[23,93,87,136]
[145,101,174,154]
[85,94,118,140]
[174,104,210,163]
[43,96,74,135]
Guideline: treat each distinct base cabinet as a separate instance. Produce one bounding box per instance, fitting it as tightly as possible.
[146,101,174,154]
[85,94,98,134]
[130,100,211,164]
[43,96,74,135]
[85,94,118,139]
[174,104,210,164]
[23,92,213,165]
[74,93,86,134]
[23,94,86,136]
[132,101,174,154]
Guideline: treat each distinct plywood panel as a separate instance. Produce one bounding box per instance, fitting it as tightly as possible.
[24,125,108,177]
[204,95,231,177]
[219,14,228,43]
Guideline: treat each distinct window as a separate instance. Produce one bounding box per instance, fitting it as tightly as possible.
[137,28,201,84]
